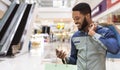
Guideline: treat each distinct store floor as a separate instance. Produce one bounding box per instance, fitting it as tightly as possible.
[0,41,120,70]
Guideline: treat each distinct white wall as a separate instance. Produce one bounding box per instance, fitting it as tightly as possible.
[37,7,72,19]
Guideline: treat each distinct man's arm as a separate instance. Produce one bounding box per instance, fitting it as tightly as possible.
[62,40,78,64]
[56,39,78,64]
[89,25,119,54]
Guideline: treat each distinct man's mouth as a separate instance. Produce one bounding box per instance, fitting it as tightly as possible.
[75,23,81,28]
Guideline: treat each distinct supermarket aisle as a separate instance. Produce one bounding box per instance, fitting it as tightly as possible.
[0,41,120,70]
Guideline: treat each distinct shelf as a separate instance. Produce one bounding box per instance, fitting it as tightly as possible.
[92,2,120,21]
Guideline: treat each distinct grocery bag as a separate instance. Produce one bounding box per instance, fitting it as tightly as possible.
[45,63,77,70]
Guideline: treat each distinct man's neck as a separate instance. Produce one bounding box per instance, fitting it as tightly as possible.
[84,19,93,32]
[83,25,90,32]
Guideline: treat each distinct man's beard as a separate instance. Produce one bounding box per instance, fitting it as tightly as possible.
[78,17,88,31]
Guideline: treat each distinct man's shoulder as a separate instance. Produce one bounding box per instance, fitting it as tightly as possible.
[72,31,86,38]
[96,25,113,33]
[72,31,80,37]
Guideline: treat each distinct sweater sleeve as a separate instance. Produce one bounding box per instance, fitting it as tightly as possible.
[63,39,77,65]
[92,27,119,54]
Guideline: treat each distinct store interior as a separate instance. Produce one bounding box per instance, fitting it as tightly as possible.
[0,0,120,70]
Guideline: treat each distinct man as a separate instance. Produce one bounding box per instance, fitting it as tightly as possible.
[56,3,119,70]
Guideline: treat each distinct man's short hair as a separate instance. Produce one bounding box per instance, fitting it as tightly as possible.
[72,3,91,16]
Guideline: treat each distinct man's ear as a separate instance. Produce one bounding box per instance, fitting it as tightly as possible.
[85,14,90,18]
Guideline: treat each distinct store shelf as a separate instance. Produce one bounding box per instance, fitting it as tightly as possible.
[92,2,120,21]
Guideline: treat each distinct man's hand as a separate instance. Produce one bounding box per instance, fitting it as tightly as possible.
[88,24,96,36]
[56,49,67,59]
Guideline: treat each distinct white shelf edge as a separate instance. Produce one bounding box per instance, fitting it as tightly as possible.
[92,2,120,21]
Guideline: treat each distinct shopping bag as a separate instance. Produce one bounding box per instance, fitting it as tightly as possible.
[45,63,77,70]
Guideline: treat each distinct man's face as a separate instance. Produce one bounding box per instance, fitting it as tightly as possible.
[72,11,88,30]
